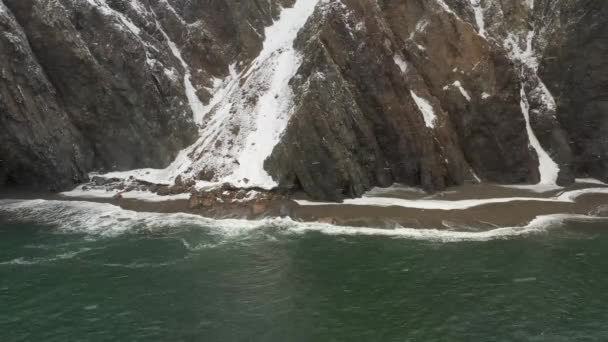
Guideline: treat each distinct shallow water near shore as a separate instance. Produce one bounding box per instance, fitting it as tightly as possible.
[2,181,608,341]
[2,212,608,341]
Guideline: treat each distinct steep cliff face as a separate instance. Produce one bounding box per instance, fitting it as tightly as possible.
[536,1,608,184]
[1,0,203,190]
[0,1,88,190]
[268,0,542,200]
[0,0,605,199]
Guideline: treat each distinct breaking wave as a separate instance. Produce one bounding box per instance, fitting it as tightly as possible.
[1,198,605,243]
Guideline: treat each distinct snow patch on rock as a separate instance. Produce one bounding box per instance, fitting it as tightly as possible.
[504,31,539,71]
[410,91,437,128]
[394,55,408,73]
[520,87,560,185]
[444,81,471,101]
[468,0,486,37]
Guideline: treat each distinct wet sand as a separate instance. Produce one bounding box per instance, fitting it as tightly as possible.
[292,183,608,228]
[29,181,608,231]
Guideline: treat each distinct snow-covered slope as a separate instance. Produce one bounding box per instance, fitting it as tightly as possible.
[96,0,319,190]
[188,0,320,188]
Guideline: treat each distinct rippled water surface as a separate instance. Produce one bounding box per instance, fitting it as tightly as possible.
[2,210,608,342]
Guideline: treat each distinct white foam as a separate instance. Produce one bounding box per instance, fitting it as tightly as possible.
[289,214,602,242]
[0,199,265,238]
[1,199,602,243]
[60,185,190,202]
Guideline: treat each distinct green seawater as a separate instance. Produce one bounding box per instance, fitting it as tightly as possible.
[2,217,608,341]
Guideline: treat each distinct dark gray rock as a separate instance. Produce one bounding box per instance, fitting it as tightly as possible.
[1,0,606,200]
[0,1,88,191]
[267,0,542,199]
[538,1,608,182]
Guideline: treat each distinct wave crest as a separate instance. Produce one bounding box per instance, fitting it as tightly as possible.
[0,199,605,242]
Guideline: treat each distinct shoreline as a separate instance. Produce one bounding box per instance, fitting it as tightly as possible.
[2,180,604,231]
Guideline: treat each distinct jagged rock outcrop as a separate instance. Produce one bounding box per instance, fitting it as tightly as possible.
[0,0,606,200]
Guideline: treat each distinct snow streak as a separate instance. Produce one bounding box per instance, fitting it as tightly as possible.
[468,0,486,37]
[520,88,560,184]
[410,91,437,128]
[185,0,321,188]
[504,23,561,185]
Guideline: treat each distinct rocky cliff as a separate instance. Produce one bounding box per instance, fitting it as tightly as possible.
[0,0,606,200]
